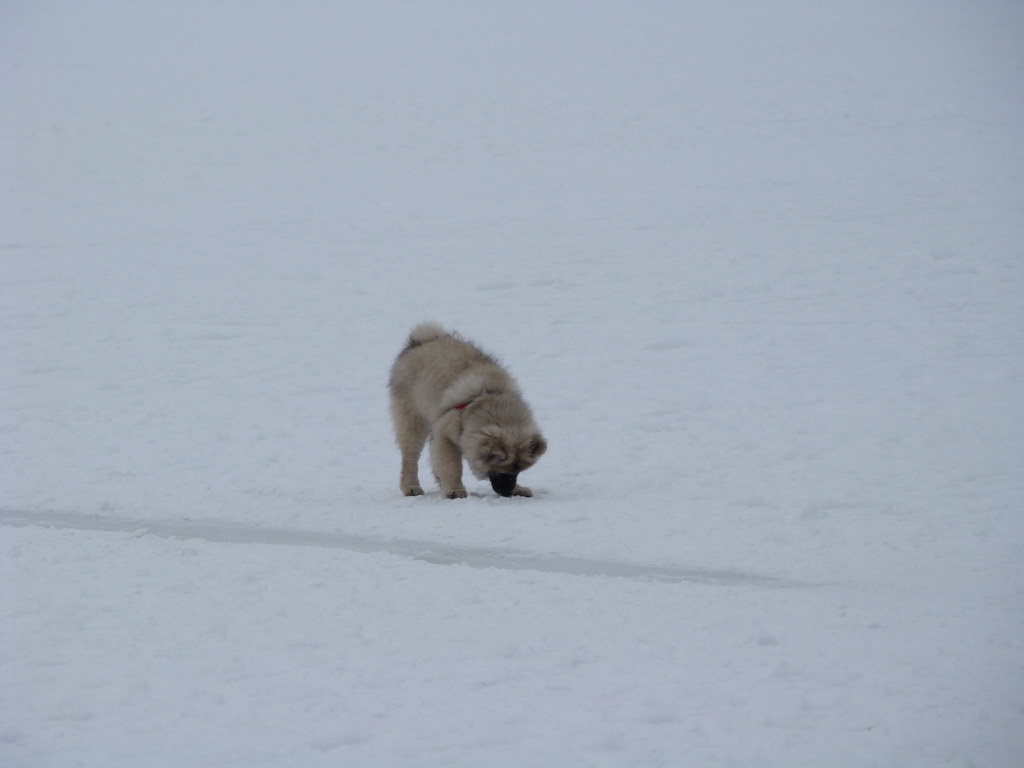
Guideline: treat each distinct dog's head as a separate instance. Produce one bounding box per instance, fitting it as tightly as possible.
[466,427,547,497]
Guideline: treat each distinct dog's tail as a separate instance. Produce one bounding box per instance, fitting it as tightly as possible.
[405,322,447,351]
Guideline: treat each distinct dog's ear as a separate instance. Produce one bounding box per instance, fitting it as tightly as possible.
[528,436,547,458]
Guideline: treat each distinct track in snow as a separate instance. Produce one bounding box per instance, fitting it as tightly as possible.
[0,508,803,587]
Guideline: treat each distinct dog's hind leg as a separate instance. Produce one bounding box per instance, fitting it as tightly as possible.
[390,396,428,496]
[430,431,467,499]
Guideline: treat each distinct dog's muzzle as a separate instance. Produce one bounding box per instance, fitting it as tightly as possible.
[488,472,518,497]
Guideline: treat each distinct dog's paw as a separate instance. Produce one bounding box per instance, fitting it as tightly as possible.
[445,488,468,499]
[513,485,533,497]
[403,485,425,497]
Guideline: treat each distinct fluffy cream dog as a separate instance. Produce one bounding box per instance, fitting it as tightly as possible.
[389,323,547,498]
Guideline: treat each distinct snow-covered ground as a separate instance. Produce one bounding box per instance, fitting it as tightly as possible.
[3,1,1023,765]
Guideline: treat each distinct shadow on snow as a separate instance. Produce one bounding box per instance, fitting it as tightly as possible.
[0,508,805,588]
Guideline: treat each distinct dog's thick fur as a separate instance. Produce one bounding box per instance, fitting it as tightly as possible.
[389,323,547,498]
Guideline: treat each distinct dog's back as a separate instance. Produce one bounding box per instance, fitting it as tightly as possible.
[390,324,514,420]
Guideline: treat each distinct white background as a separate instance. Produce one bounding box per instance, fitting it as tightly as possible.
[2,1,1023,765]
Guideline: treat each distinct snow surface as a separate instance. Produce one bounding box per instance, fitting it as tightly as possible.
[3,1,1024,765]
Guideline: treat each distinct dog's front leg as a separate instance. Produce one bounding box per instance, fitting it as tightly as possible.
[430,432,467,499]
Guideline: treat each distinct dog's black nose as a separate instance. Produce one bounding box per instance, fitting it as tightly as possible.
[489,472,518,497]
